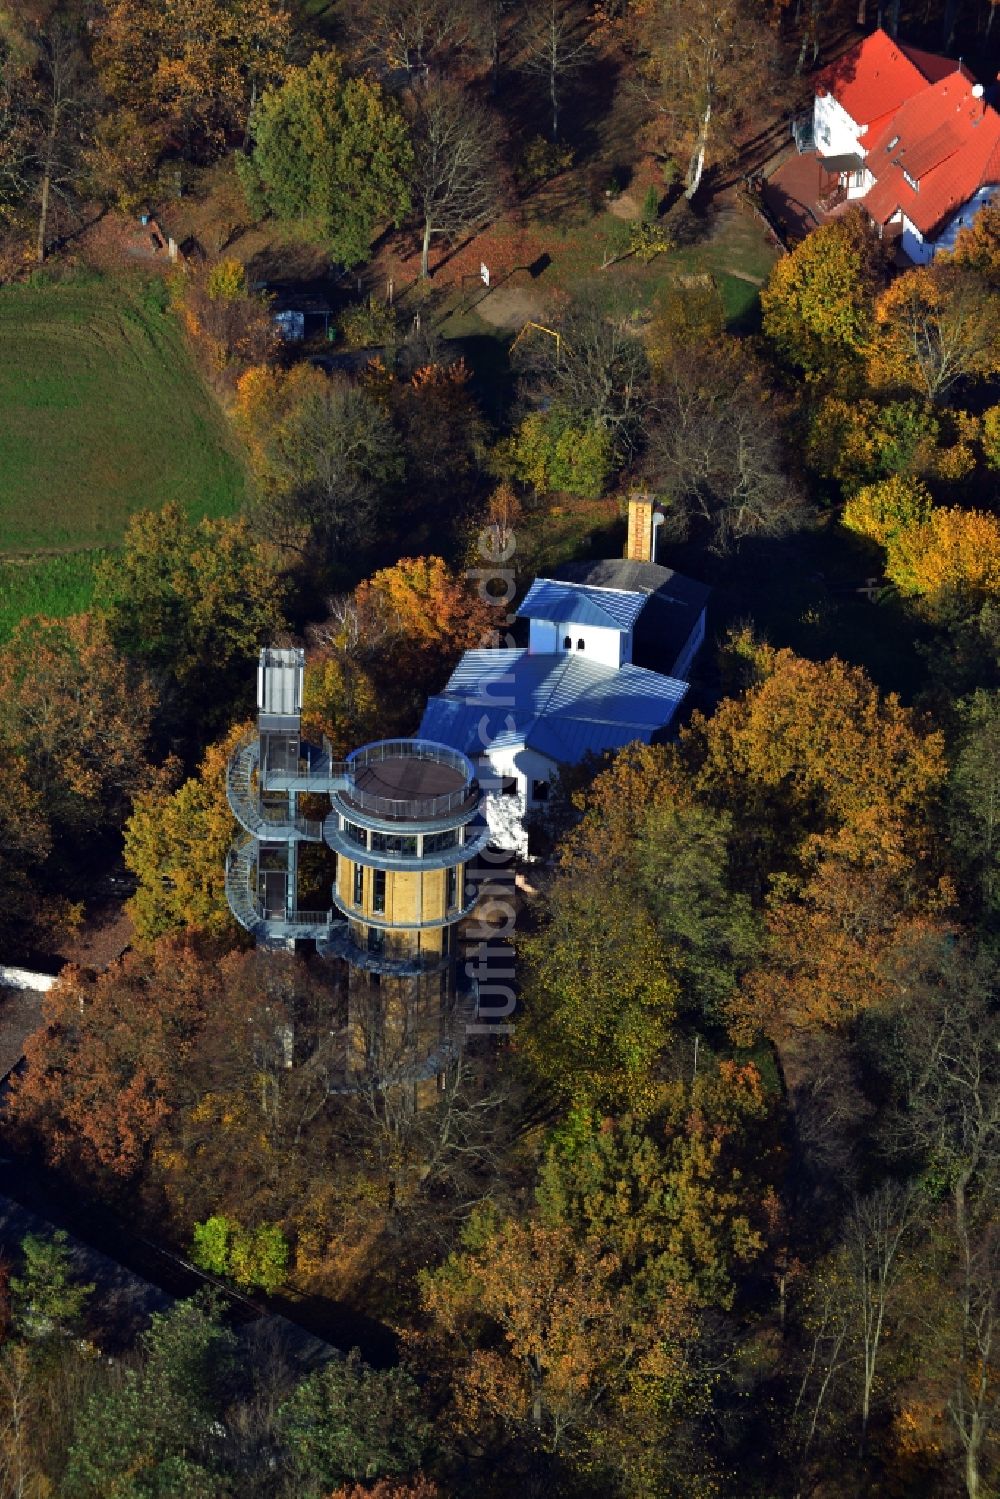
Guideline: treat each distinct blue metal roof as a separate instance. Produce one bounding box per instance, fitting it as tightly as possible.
[419,649,687,767]
[516,577,648,633]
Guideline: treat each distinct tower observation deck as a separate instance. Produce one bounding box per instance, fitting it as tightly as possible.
[225,648,488,1086]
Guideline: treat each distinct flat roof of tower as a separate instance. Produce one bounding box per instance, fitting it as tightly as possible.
[338,739,478,822]
[352,757,466,800]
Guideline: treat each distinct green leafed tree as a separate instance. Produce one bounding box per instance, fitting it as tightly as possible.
[11,1231,94,1341]
[277,1351,430,1493]
[93,502,286,737]
[238,51,412,267]
[62,1296,236,1499]
[191,1213,289,1294]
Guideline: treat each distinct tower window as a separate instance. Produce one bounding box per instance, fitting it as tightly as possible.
[353,864,364,907]
[563,635,571,649]
[366,925,384,953]
[446,865,458,910]
[532,778,550,802]
[373,868,386,913]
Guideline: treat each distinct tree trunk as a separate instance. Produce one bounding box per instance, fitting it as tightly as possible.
[685,98,712,199]
[421,217,432,278]
[550,61,559,142]
[36,171,51,263]
[857,0,867,22]
[36,112,59,264]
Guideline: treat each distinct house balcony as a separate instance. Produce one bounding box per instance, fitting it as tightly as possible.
[761,150,859,242]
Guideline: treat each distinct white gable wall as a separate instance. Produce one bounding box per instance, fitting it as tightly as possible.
[814,91,867,158]
[528,616,629,667]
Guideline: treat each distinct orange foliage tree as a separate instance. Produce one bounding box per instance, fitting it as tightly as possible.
[0,612,162,844]
[8,938,218,1177]
[417,1212,700,1488]
[304,556,496,754]
[880,505,1000,615]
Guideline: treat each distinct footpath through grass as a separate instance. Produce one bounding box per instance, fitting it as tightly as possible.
[0,270,247,635]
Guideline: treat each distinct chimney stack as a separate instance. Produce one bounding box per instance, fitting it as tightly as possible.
[626,493,665,564]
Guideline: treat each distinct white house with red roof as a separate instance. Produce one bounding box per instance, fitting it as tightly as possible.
[811,29,1000,263]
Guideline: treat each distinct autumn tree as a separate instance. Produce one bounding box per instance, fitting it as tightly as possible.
[391,359,489,523]
[761,208,884,378]
[0,612,161,850]
[304,556,495,752]
[521,0,592,143]
[234,364,404,564]
[407,79,499,278]
[618,0,775,197]
[124,724,245,945]
[951,200,1000,281]
[536,1061,775,1311]
[680,644,947,899]
[238,51,412,268]
[418,1210,701,1490]
[880,505,1000,616]
[646,339,811,551]
[8,939,217,1178]
[841,472,934,549]
[93,0,290,175]
[868,264,1000,404]
[93,502,286,737]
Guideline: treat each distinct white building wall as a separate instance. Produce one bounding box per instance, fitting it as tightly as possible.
[528,617,626,667]
[478,743,561,856]
[814,92,867,159]
[899,212,934,264]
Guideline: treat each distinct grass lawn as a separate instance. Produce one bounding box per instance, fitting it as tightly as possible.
[0,270,247,638]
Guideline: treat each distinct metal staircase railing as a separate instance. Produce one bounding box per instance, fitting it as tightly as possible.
[224,833,336,939]
[226,729,323,841]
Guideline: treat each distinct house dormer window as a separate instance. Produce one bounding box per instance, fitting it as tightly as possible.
[563,634,571,649]
[577,638,585,650]
[886,135,900,151]
[902,168,918,190]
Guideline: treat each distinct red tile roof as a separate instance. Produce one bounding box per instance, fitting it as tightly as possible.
[863,71,1000,235]
[816,29,954,129]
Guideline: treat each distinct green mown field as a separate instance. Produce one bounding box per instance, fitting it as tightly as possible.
[0,271,247,635]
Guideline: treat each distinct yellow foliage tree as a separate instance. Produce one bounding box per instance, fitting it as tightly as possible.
[842,474,934,548]
[868,264,1000,404]
[124,725,247,946]
[883,505,1000,610]
[761,208,882,376]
